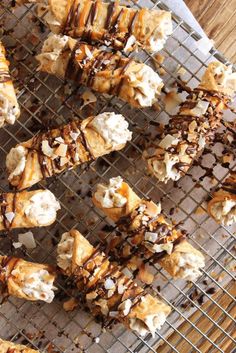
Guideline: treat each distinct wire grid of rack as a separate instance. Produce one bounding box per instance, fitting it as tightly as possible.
[0,0,235,352]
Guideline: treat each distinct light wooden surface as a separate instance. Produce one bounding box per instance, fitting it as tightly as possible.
[185,0,236,63]
[156,280,236,352]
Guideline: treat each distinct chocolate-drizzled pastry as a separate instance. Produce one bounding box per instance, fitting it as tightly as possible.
[208,171,236,226]
[0,189,60,230]
[0,338,39,353]
[57,229,171,337]
[92,176,205,282]
[36,34,163,108]
[0,42,20,127]
[6,112,132,190]
[143,62,236,183]
[0,255,56,303]
[16,0,172,54]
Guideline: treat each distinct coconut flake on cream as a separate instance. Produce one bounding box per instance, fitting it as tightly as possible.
[150,153,181,183]
[20,269,55,303]
[175,252,205,282]
[0,94,20,127]
[91,112,132,148]
[57,232,74,271]
[127,65,163,107]
[129,297,167,337]
[211,199,236,226]
[147,13,173,52]
[24,190,60,226]
[6,145,27,181]
[94,176,127,208]
[36,34,69,75]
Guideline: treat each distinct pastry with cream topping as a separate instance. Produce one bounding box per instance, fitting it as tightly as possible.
[36,34,163,108]
[0,42,20,127]
[208,171,236,226]
[16,0,172,54]
[93,177,205,281]
[57,229,171,337]
[0,255,56,303]
[0,338,39,353]
[0,189,60,230]
[6,113,132,190]
[143,62,236,183]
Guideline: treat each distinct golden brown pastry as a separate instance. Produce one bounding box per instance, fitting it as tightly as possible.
[36,34,163,108]
[0,189,60,230]
[0,338,39,353]
[6,113,132,190]
[0,255,56,303]
[57,229,171,337]
[0,42,20,127]
[208,171,236,226]
[16,0,172,53]
[93,176,205,281]
[143,62,236,182]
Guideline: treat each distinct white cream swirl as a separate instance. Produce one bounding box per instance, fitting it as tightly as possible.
[24,190,61,226]
[127,65,163,107]
[91,112,132,148]
[6,145,27,181]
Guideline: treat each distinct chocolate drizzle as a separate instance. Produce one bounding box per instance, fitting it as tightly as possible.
[147,87,229,180]
[62,0,140,49]
[71,240,146,323]
[19,119,94,184]
[0,193,8,229]
[221,173,236,195]
[110,201,187,268]
[66,41,133,98]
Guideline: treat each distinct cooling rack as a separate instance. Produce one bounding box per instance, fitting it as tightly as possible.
[0,0,235,352]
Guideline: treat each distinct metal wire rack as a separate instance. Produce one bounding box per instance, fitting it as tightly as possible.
[0,0,235,352]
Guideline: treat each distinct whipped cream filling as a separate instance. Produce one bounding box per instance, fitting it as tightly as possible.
[12,268,55,303]
[0,94,20,127]
[176,252,205,282]
[91,112,132,148]
[6,145,27,181]
[127,65,163,107]
[94,176,127,208]
[211,199,236,226]
[57,232,74,271]
[147,14,173,52]
[24,190,60,226]
[36,34,69,75]
[129,303,167,336]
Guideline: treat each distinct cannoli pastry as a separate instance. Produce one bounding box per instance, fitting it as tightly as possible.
[16,0,172,54]
[0,42,20,127]
[143,62,236,183]
[208,171,236,226]
[57,229,171,336]
[36,34,163,108]
[93,176,205,281]
[0,189,60,230]
[0,255,56,303]
[6,112,132,190]
[0,338,39,353]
